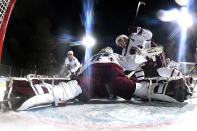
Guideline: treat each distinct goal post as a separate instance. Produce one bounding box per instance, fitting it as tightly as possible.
[0,0,16,63]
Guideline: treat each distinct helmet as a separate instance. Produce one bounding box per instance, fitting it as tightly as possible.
[99,47,113,54]
[67,50,73,55]
[105,47,113,54]
[115,34,128,46]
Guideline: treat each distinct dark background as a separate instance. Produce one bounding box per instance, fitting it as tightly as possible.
[2,0,197,74]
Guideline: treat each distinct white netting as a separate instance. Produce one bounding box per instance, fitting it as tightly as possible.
[0,0,10,28]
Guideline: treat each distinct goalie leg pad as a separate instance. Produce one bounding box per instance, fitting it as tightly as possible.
[53,80,82,102]
[134,78,188,103]
[134,82,149,97]
[17,94,54,111]
[16,80,82,110]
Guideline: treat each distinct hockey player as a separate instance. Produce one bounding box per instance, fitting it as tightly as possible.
[60,50,81,78]
[115,27,152,80]
[115,26,182,79]
[2,47,189,111]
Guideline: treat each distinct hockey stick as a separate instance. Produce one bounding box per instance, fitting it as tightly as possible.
[188,64,197,75]
[127,63,145,79]
[132,1,146,26]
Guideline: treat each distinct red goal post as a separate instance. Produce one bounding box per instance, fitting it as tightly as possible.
[0,0,16,63]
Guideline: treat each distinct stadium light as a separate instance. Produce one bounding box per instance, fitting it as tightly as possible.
[158,7,193,29]
[158,9,180,22]
[177,7,193,29]
[175,0,189,6]
[82,35,95,48]
[158,0,194,62]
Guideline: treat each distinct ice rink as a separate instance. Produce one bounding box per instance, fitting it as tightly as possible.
[1,91,197,131]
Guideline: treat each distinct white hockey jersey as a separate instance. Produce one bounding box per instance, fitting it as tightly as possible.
[122,35,152,56]
[121,33,150,80]
[78,52,147,75]
[64,56,81,73]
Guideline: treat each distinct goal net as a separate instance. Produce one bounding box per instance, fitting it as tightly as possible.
[0,0,16,63]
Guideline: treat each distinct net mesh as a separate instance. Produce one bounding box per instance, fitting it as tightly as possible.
[0,0,15,63]
[0,0,11,29]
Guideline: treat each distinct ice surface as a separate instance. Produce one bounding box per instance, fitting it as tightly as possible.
[1,91,197,131]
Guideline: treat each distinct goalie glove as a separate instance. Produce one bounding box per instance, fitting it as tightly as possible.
[139,47,163,61]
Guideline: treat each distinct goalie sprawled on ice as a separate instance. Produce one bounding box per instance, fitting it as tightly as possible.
[0,47,191,111]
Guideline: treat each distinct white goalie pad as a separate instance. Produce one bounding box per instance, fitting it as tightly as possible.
[148,77,189,102]
[17,94,54,111]
[53,80,82,102]
[0,77,6,102]
[2,77,83,111]
[17,80,82,111]
[157,67,183,77]
[135,76,189,103]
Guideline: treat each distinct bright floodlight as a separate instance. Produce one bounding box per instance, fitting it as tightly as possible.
[177,7,193,29]
[82,35,95,48]
[158,9,180,22]
[175,0,189,6]
[158,7,193,29]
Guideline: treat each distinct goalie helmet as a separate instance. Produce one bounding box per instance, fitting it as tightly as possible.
[99,47,113,54]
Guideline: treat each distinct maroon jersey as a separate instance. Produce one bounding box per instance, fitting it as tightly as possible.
[77,63,136,100]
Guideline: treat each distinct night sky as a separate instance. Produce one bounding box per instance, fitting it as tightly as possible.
[2,0,197,74]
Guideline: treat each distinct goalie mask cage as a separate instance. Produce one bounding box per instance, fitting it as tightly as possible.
[0,0,16,63]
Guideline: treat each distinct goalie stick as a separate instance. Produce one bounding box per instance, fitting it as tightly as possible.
[126,62,145,79]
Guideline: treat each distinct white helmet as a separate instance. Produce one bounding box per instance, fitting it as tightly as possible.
[115,34,128,46]
[67,50,73,55]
